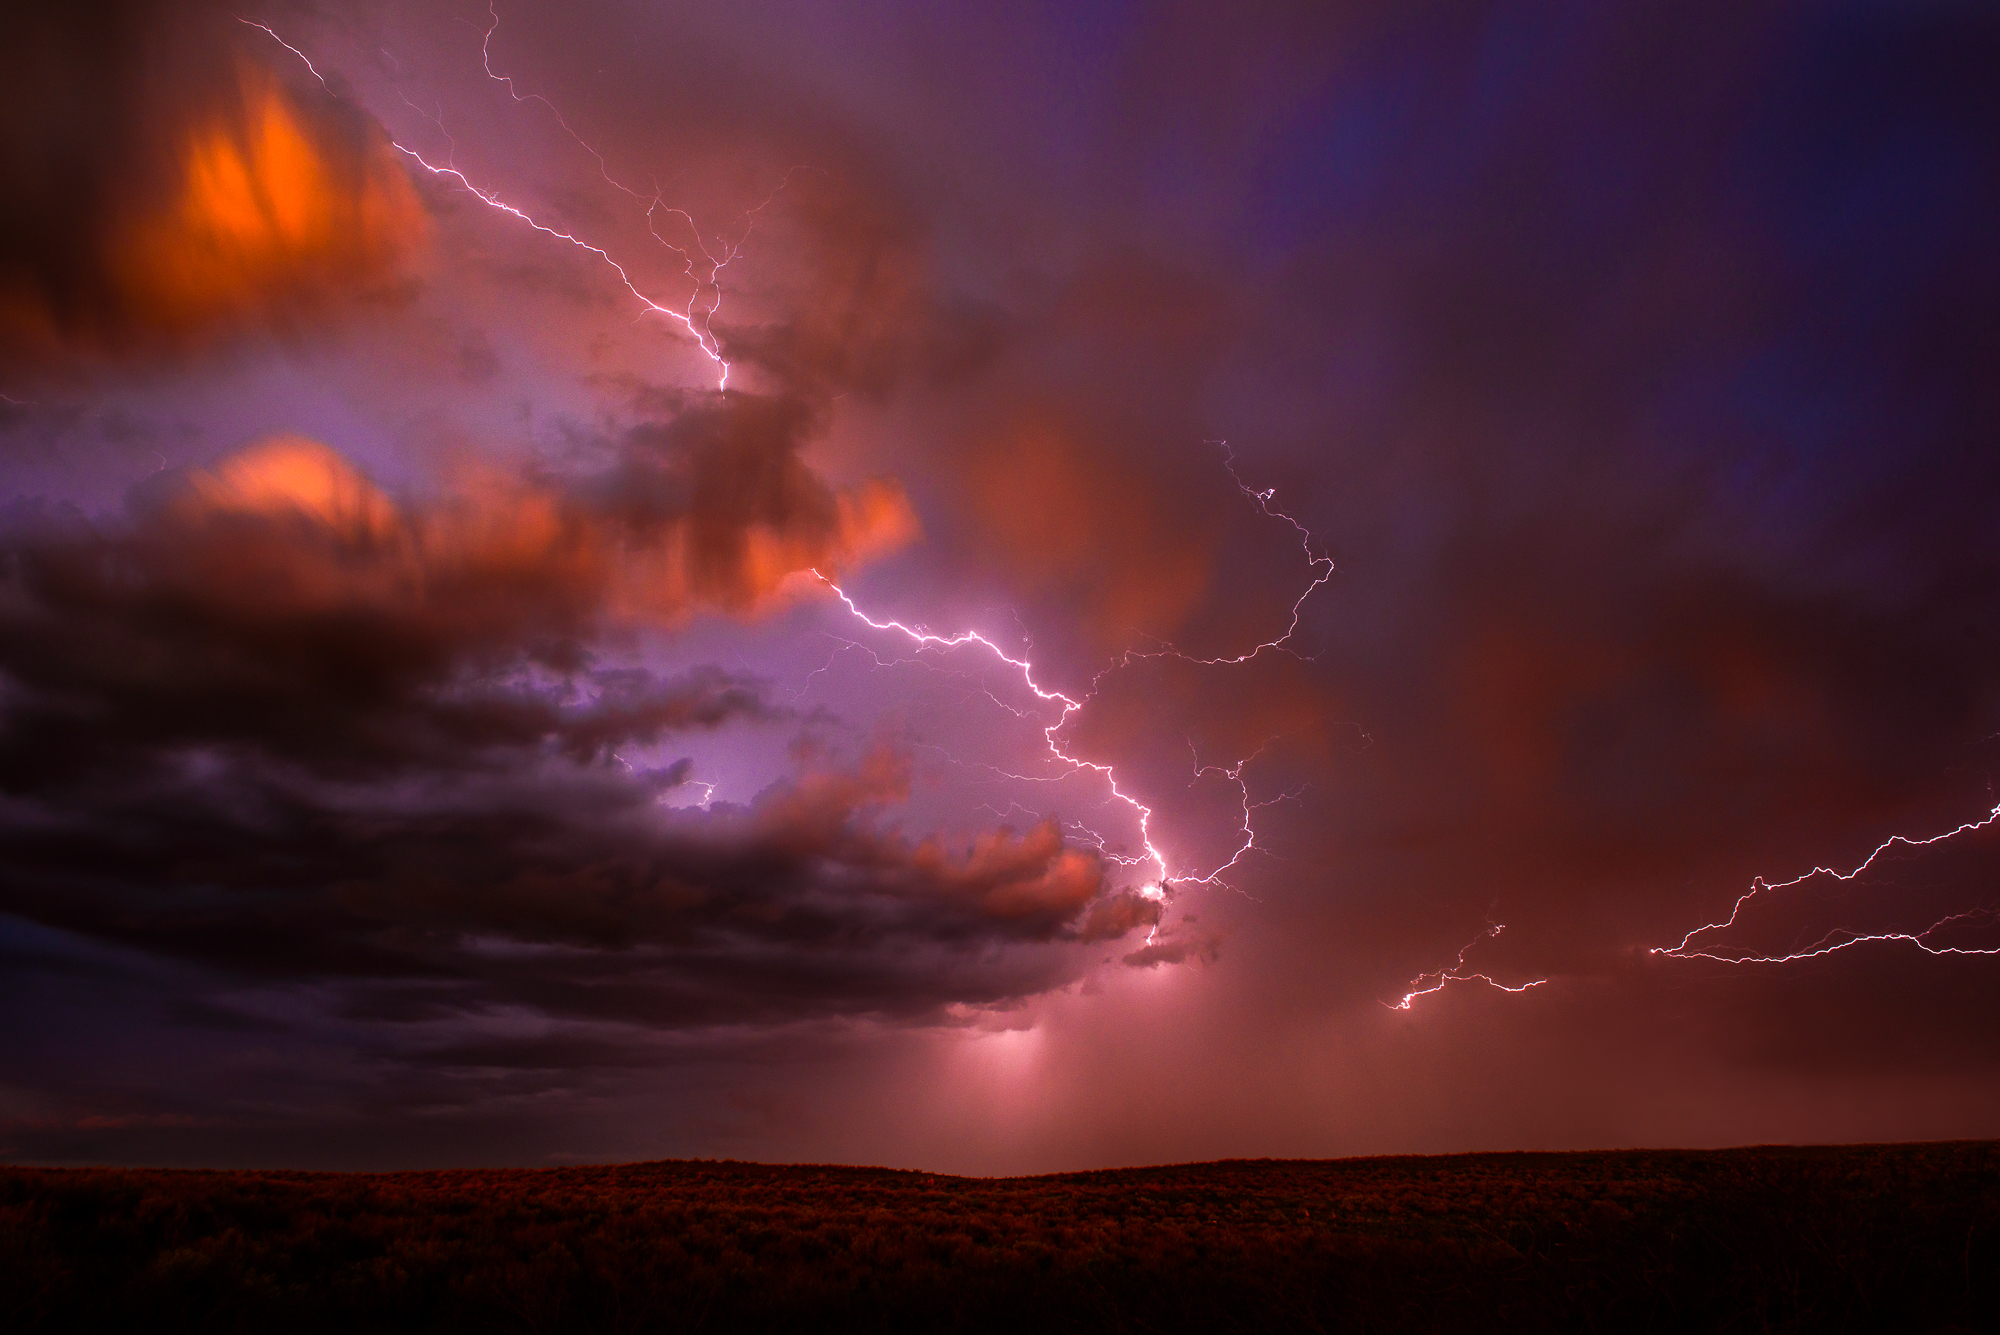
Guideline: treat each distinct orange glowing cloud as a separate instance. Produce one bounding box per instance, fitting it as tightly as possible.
[1,63,422,361]
[157,432,912,632]
[620,475,919,619]
[113,67,424,336]
[914,820,1105,921]
[192,434,402,539]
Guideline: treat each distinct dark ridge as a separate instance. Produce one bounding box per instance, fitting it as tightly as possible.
[5,1141,1996,1333]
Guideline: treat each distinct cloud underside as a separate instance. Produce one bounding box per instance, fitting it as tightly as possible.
[0,420,1155,1035]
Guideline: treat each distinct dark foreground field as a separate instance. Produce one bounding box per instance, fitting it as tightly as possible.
[4,1142,1997,1334]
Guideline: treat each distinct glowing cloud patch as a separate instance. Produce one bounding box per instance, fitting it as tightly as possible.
[110,68,424,340]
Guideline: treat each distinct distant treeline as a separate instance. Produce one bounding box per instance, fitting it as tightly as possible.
[3,1142,1996,1333]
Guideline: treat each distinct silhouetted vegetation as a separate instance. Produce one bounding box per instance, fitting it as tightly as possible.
[3,1141,1995,1332]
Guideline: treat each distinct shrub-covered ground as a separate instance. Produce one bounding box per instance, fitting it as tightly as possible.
[4,1141,1996,1333]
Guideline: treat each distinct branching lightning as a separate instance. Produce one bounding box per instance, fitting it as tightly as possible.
[243,13,758,390]
[257,8,2000,1001]
[810,441,1338,905]
[1137,443,1336,668]
[1651,801,2000,964]
[1186,737,1310,894]
[1391,797,2000,1010]
[243,13,1345,942]
[387,143,734,385]
[1388,923,1547,1011]
[237,19,328,89]
[468,1,813,381]
[811,571,1174,897]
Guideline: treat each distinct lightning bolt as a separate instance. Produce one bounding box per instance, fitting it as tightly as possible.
[1394,799,2000,1009]
[467,2,815,383]
[1140,442,1336,668]
[1387,923,1548,1011]
[811,572,1173,896]
[242,15,1342,938]
[387,145,735,386]
[809,441,1339,905]
[1185,736,1311,895]
[237,19,327,88]
[1651,801,2000,964]
[242,14,745,390]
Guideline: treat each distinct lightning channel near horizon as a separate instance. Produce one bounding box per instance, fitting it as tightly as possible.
[1388,923,1547,1011]
[1651,802,2000,965]
[1390,796,2000,1010]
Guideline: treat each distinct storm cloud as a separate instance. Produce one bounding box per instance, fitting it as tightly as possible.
[3,0,2000,1171]
[0,398,1151,1050]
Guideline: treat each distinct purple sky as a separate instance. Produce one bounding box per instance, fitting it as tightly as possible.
[3,0,2000,1173]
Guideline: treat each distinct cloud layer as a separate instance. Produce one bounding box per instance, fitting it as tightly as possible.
[0,413,1155,1046]
[3,0,1999,1170]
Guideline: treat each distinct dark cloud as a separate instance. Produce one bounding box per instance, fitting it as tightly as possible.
[0,396,910,781]
[0,732,1135,1031]
[6,0,2000,1170]
[586,393,914,610]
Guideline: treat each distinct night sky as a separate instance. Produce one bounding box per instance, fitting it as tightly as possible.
[4,0,1999,1173]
